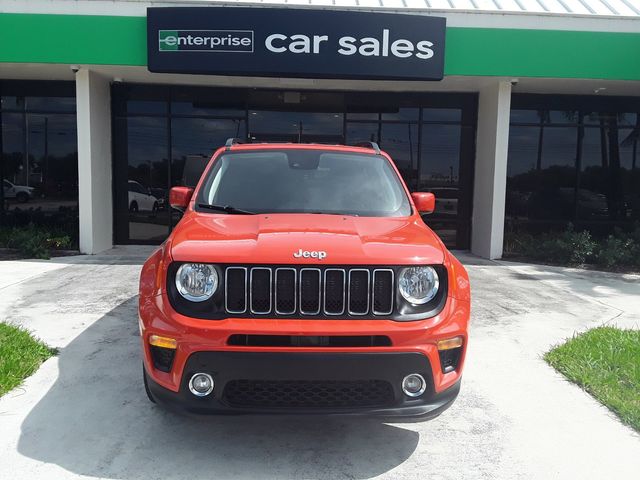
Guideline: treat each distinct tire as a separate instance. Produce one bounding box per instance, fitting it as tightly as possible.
[129,201,138,213]
[16,192,29,203]
[152,201,159,213]
[143,366,157,404]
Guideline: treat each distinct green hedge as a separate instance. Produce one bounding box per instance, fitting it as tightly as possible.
[504,224,640,269]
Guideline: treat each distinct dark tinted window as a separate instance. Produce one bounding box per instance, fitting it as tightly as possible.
[507,100,640,236]
[198,150,411,217]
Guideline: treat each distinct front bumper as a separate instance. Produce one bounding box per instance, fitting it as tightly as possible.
[144,351,461,418]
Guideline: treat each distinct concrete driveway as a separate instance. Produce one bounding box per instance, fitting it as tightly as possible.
[0,247,638,480]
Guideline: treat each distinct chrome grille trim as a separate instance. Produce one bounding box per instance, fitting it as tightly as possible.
[249,267,272,314]
[225,267,247,314]
[347,269,370,316]
[274,267,297,315]
[323,268,346,316]
[299,268,322,315]
[372,269,395,315]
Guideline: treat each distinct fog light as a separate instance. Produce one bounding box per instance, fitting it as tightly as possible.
[189,373,214,397]
[402,373,426,397]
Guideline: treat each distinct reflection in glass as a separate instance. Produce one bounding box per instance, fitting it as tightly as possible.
[249,111,343,143]
[507,107,640,235]
[380,123,418,184]
[381,108,419,122]
[171,117,247,228]
[26,97,76,113]
[126,117,170,242]
[418,123,462,246]
[422,108,461,122]
[1,110,78,243]
[346,122,379,145]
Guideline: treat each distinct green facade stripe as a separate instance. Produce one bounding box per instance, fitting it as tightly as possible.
[0,14,147,66]
[444,27,640,80]
[1,13,639,80]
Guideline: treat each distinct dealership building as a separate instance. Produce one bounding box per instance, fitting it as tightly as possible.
[0,0,638,258]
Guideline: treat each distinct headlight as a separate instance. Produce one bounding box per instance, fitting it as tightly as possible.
[398,266,439,305]
[175,263,218,302]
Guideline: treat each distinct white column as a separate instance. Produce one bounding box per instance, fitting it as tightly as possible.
[471,80,512,260]
[76,69,113,254]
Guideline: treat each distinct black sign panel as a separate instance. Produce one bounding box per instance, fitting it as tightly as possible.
[147,7,446,81]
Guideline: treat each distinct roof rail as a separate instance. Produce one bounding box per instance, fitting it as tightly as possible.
[353,141,381,154]
[225,137,245,151]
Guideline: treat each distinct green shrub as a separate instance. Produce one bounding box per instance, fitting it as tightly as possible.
[596,227,640,268]
[504,223,640,269]
[0,224,73,259]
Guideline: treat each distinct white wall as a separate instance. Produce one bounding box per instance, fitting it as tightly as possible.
[471,80,511,259]
[76,69,113,254]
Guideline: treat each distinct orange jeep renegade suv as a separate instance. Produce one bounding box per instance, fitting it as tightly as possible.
[139,140,470,418]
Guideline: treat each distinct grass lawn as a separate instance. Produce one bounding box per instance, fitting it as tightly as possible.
[0,323,55,396]
[545,327,640,432]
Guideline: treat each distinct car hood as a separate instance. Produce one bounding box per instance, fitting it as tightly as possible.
[170,213,445,265]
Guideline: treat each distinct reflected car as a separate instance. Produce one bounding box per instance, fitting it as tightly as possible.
[128,180,159,213]
[149,188,167,211]
[139,142,471,419]
[3,179,35,203]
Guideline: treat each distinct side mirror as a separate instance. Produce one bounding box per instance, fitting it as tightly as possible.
[169,186,194,212]
[411,192,435,214]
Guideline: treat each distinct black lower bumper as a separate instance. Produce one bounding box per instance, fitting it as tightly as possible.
[145,351,460,419]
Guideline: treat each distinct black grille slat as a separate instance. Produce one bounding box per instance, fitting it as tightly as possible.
[275,268,296,314]
[224,379,394,409]
[348,270,370,315]
[224,265,400,318]
[225,267,247,313]
[250,268,271,314]
[373,270,394,315]
[323,269,345,315]
[300,269,321,315]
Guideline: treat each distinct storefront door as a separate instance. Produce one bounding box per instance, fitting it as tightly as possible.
[112,86,476,249]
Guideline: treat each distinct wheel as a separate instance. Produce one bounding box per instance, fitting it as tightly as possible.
[16,192,29,203]
[129,201,138,213]
[152,201,159,213]
[143,366,157,404]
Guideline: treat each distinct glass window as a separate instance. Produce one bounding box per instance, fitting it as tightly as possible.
[1,96,24,111]
[422,108,461,122]
[346,112,379,121]
[1,110,78,243]
[125,117,170,242]
[249,111,343,143]
[418,124,462,246]
[171,102,245,117]
[380,123,418,185]
[381,108,419,122]
[346,122,379,145]
[26,97,75,113]
[126,101,167,116]
[198,150,411,217]
[581,123,639,223]
[171,117,247,188]
[510,109,542,124]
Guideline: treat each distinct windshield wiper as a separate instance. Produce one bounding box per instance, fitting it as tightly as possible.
[309,211,359,217]
[197,203,256,215]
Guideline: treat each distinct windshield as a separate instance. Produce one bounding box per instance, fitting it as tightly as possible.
[196,149,411,217]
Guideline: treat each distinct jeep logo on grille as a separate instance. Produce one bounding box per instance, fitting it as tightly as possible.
[293,249,327,260]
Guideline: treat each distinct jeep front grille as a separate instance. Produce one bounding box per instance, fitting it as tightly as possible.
[224,266,394,317]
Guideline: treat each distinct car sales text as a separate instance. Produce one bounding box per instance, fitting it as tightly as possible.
[265,30,434,59]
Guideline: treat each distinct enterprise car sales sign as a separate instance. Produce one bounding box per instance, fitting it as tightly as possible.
[147,7,446,81]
